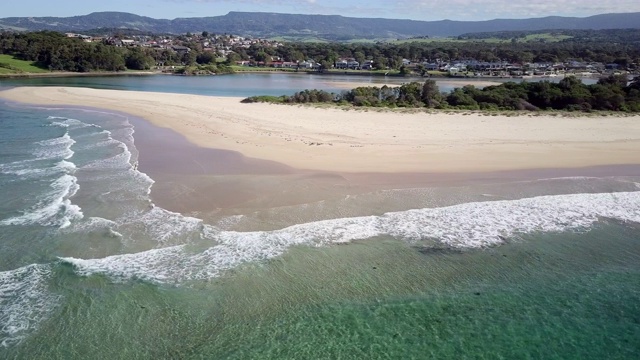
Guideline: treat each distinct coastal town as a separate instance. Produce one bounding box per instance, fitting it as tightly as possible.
[59,31,637,78]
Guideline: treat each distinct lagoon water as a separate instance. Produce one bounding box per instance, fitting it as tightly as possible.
[0,72,599,97]
[0,75,639,358]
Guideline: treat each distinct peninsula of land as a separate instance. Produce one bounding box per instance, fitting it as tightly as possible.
[2,86,640,174]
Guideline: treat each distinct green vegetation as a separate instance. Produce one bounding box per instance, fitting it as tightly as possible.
[2,28,639,77]
[0,31,128,72]
[241,95,287,103]
[244,75,640,113]
[269,36,329,43]
[456,29,640,44]
[230,65,298,72]
[238,29,640,71]
[175,63,234,75]
[520,33,573,42]
[0,54,48,73]
[432,32,575,44]
[0,31,235,74]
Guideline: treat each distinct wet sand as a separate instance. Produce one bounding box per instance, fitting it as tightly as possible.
[129,116,640,230]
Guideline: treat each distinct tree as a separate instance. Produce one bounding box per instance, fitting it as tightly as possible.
[597,74,628,88]
[225,52,241,65]
[254,50,270,63]
[421,80,441,107]
[398,82,423,106]
[196,51,215,65]
[447,88,479,108]
[182,51,197,66]
[125,48,153,70]
[372,57,387,70]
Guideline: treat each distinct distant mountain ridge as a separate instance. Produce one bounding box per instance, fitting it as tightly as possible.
[2,11,640,40]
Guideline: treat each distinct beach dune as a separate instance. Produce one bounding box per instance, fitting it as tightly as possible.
[2,86,640,173]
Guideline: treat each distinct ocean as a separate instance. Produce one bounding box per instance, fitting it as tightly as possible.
[1,76,639,358]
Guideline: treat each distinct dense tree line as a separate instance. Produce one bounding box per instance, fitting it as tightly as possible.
[0,31,230,72]
[243,75,640,112]
[0,31,128,71]
[235,34,640,68]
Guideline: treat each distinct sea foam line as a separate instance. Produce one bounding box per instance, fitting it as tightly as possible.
[0,174,83,228]
[0,127,76,176]
[0,124,83,228]
[0,159,76,179]
[0,264,60,348]
[60,191,640,284]
[34,132,75,160]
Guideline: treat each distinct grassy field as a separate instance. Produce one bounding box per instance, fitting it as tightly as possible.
[268,36,329,43]
[393,32,573,44]
[520,33,573,42]
[230,65,299,72]
[0,54,49,73]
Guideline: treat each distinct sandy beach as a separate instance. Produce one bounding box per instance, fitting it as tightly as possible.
[2,86,640,174]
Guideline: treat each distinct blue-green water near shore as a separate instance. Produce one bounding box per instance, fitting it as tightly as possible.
[0,75,639,358]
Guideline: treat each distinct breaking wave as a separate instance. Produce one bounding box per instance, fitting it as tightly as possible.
[0,264,59,348]
[61,191,640,284]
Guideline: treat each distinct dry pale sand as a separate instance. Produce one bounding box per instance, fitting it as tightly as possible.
[3,86,640,173]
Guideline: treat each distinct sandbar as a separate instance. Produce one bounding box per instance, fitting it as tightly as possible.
[2,86,640,173]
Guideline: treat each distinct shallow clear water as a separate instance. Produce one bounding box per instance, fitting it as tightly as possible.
[0,92,639,358]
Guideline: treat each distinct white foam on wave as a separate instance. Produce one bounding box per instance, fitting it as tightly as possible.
[0,123,83,228]
[0,174,83,228]
[117,205,203,244]
[76,133,120,150]
[60,191,640,284]
[34,133,75,160]
[0,264,60,348]
[75,122,155,198]
[47,116,92,130]
[0,159,76,179]
[0,124,77,180]
[81,124,137,171]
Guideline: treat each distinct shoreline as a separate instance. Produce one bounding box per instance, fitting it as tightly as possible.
[127,114,640,218]
[0,70,163,79]
[324,79,503,89]
[2,86,640,174]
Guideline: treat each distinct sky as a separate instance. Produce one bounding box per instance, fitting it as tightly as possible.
[3,0,640,21]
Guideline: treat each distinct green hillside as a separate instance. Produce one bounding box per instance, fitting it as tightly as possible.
[0,54,49,74]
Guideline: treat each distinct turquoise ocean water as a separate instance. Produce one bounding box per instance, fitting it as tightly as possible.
[0,75,639,359]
